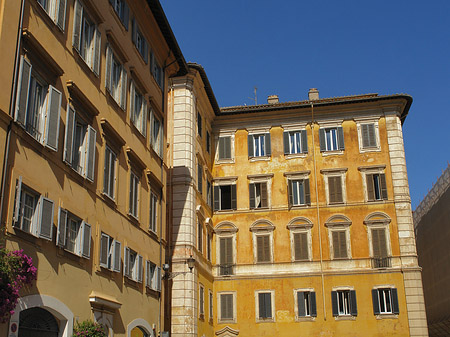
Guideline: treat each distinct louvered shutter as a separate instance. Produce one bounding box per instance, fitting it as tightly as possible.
[143,39,148,64]
[81,221,91,258]
[392,288,399,314]
[294,232,308,261]
[362,124,370,148]
[124,247,130,277]
[156,266,161,291]
[213,186,220,211]
[366,174,375,201]
[93,28,101,76]
[297,292,306,317]
[100,233,109,268]
[38,197,54,240]
[301,130,308,153]
[265,133,271,156]
[372,228,381,257]
[56,0,66,30]
[13,177,22,224]
[224,136,231,158]
[45,86,61,151]
[319,129,326,151]
[63,104,75,165]
[221,294,233,320]
[372,289,380,315]
[367,123,376,147]
[350,290,357,316]
[159,119,164,157]
[113,240,121,272]
[337,127,345,150]
[142,100,148,137]
[258,293,265,318]
[129,81,135,124]
[288,180,293,207]
[329,176,341,203]
[131,18,136,44]
[304,179,311,205]
[218,137,225,159]
[333,231,347,258]
[331,291,338,316]
[249,183,255,209]
[145,260,151,287]
[283,132,290,154]
[231,184,237,210]
[260,182,268,208]
[257,236,264,262]
[72,0,83,51]
[122,1,129,30]
[310,292,317,317]
[225,237,233,265]
[85,126,96,182]
[120,68,127,110]
[380,174,388,200]
[247,135,254,157]
[137,254,143,282]
[15,56,31,126]
[105,45,112,92]
[57,207,67,247]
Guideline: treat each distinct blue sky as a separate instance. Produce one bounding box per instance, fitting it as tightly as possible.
[161,0,450,208]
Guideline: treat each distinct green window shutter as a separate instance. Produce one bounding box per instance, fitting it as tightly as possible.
[219,137,225,159]
[301,130,308,153]
[288,180,293,207]
[258,293,265,318]
[366,174,375,201]
[15,56,32,126]
[329,176,342,203]
[131,17,137,44]
[257,236,264,262]
[372,289,380,315]
[283,131,290,154]
[337,127,345,150]
[260,182,268,208]
[310,292,317,317]
[249,183,255,209]
[304,179,311,205]
[45,85,62,151]
[213,186,220,211]
[372,228,387,258]
[350,290,358,316]
[297,292,306,317]
[380,174,388,200]
[264,293,272,318]
[231,184,237,210]
[265,133,271,156]
[368,123,377,147]
[319,129,326,151]
[392,288,399,314]
[333,231,347,258]
[248,134,254,157]
[331,291,338,316]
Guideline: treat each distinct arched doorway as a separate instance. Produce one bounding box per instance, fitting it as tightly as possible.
[130,326,149,337]
[18,307,59,337]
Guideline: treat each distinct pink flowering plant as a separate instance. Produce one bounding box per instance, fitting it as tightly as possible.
[0,247,37,323]
[72,320,107,337]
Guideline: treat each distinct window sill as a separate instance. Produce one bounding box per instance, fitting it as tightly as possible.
[72,48,99,79]
[328,202,345,206]
[375,313,398,320]
[256,317,275,323]
[218,319,236,324]
[106,90,125,112]
[148,229,159,240]
[124,276,142,288]
[285,153,308,160]
[249,156,270,162]
[216,158,235,165]
[359,147,381,153]
[101,192,117,208]
[366,199,388,204]
[209,318,213,325]
[334,315,356,321]
[296,316,315,322]
[214,209,237,214]
[321,150,344,156]
[199,313,205,321]
[127,213,140,226]
[145,286,161,298]
[289,204,310,209]
[249,207,270,212]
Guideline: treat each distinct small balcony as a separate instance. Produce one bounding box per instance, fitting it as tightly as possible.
[372,256,391,269]
[219,264,234,276]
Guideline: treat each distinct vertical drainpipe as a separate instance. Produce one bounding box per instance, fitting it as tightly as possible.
[310,102,327,320]
[0,0,26,243]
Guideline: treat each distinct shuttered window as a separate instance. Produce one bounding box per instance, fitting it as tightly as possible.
[332,290,357,316]
[361,123,377,148]
[131,18,148,63]
[149,190,159,233]
[37,0,67,30]
[99,233,121,272]
[283,130,308,154]
[15,56,62,151]
[129,81,147,136]
[328,176,343,204]
[332,230,348,259]
[105,44,127,110]
[197,111,202,136]
[256,235,271,263]
[288,179,311,206]
[199,285,205,315]
[103,146,117,199]
[198,222,203,253]
[150,51,164,88]
[124,247,142,283]
[366,173,388,201]
[145,260,161,291]
[294,232,309,261]
[372,288,399,315]
[219,237,233,276]
[197,164,203,194]
[72,0,101,75]
[319,127,344,152]
[371,228,388,258]
[150,109,163,158]
[213,184,237,211]
[249,182,268,209]
[258,292,272,319]
[109,0,129,29]
[129,171,139,218]
[218,136,232,160]
[220,294,234,320]
[248,133,271,157]
[56,207,91,259]
[297,291,317,317]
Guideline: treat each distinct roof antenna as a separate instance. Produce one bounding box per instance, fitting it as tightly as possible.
[248,87,257,105]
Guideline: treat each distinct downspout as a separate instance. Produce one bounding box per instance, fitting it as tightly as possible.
[310,102,327,320]
[0,0,25,244]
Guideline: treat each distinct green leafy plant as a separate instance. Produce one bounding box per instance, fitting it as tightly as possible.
[72,320,107,337]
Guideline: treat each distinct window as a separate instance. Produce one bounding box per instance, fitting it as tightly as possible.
[57,207,91,258]
[99,233,121,272]
[36,0,66,30]
[319,127,344,152]
[248,133,271,158]
[288,217,313,262]
[110,0,129,29]
[332,230,348,259]
[12,177,54,241]
[209,290,213,320]
[324,172,346,204]
[296,291,317,318]
[372,288,399,315]
[207,180,212,208]
[103,146,116,199]
[150,52,163,88]
[132,18,148,62]
[219,293,235,322]
[63,104,96,181]
[288,179,310,207]
[206,131,211,153]
[366,173,388,201]
[197,111,202,137]
[105,44,127,110]
[145,260,161,291]
[325,215,352,260]
[199,284,205,317]
[72,0,101,75]
[219,236,234,275]
[283,130,308,155]
[129,171,139,219]
[197,163,203,195]
[360,123,378,149]
[293,232,309,261]
[331,290,357,317]
[213,184,237,211]
[249,182,268,209]
[256,291,274,321]
[207,232,212,261]
[217,136,232,160]
[149,190,159,233]
[130,81,147,136]
[256,234,271,263]
[198,222,203,253]
[150,110,163,158]
[124,247,143,282]
[15,56,61,151]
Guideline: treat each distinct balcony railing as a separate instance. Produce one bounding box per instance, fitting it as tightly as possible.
[372,257,391,269]
[219,264,234,276]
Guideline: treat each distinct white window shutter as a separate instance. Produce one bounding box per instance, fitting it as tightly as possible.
[124,246,130,277]
[159,120,164,158]
[80,221,91,258]
[57,207,67,247]
[120,68,127,110]
[129,81,135,124]
[112,240,121,272]
[13,176,22,224]
[137,255,143,283]
[85,125,96,182]
[63,104,75,165]
[72,0,83,51]
[142,99,147,137]
[30,197,42,237]
[44,85,61,151]
[56,0,67,30]
[38,197,54,241]
[156,266,161,292]
[105,45,112,92]
[100,233,109,268]
[15,56,32,126]
[93,28,101,76]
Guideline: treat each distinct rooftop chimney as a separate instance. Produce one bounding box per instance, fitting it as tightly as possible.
[308,88,319,101]
[267,95,279,104]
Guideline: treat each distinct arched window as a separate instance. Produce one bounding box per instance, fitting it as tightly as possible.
[130,326,150,337]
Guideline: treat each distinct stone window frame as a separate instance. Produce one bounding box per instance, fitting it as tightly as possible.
[215,129,236,164]
[325,215,352,260]
[354,116,381,153]
[284,171,311,208]
[317,120,345,156]
[217,291,237,324]
[250,220,275,264]
[364,212,392,259]
[247,173,273,211]
[215,221,238,276]
[287,217,313,262]
[321,168,347,205]
[293,287,317,321]
[254,289,275,323]
[359,165,388,203]
[247,126,271,162]
[282,122,309,159]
